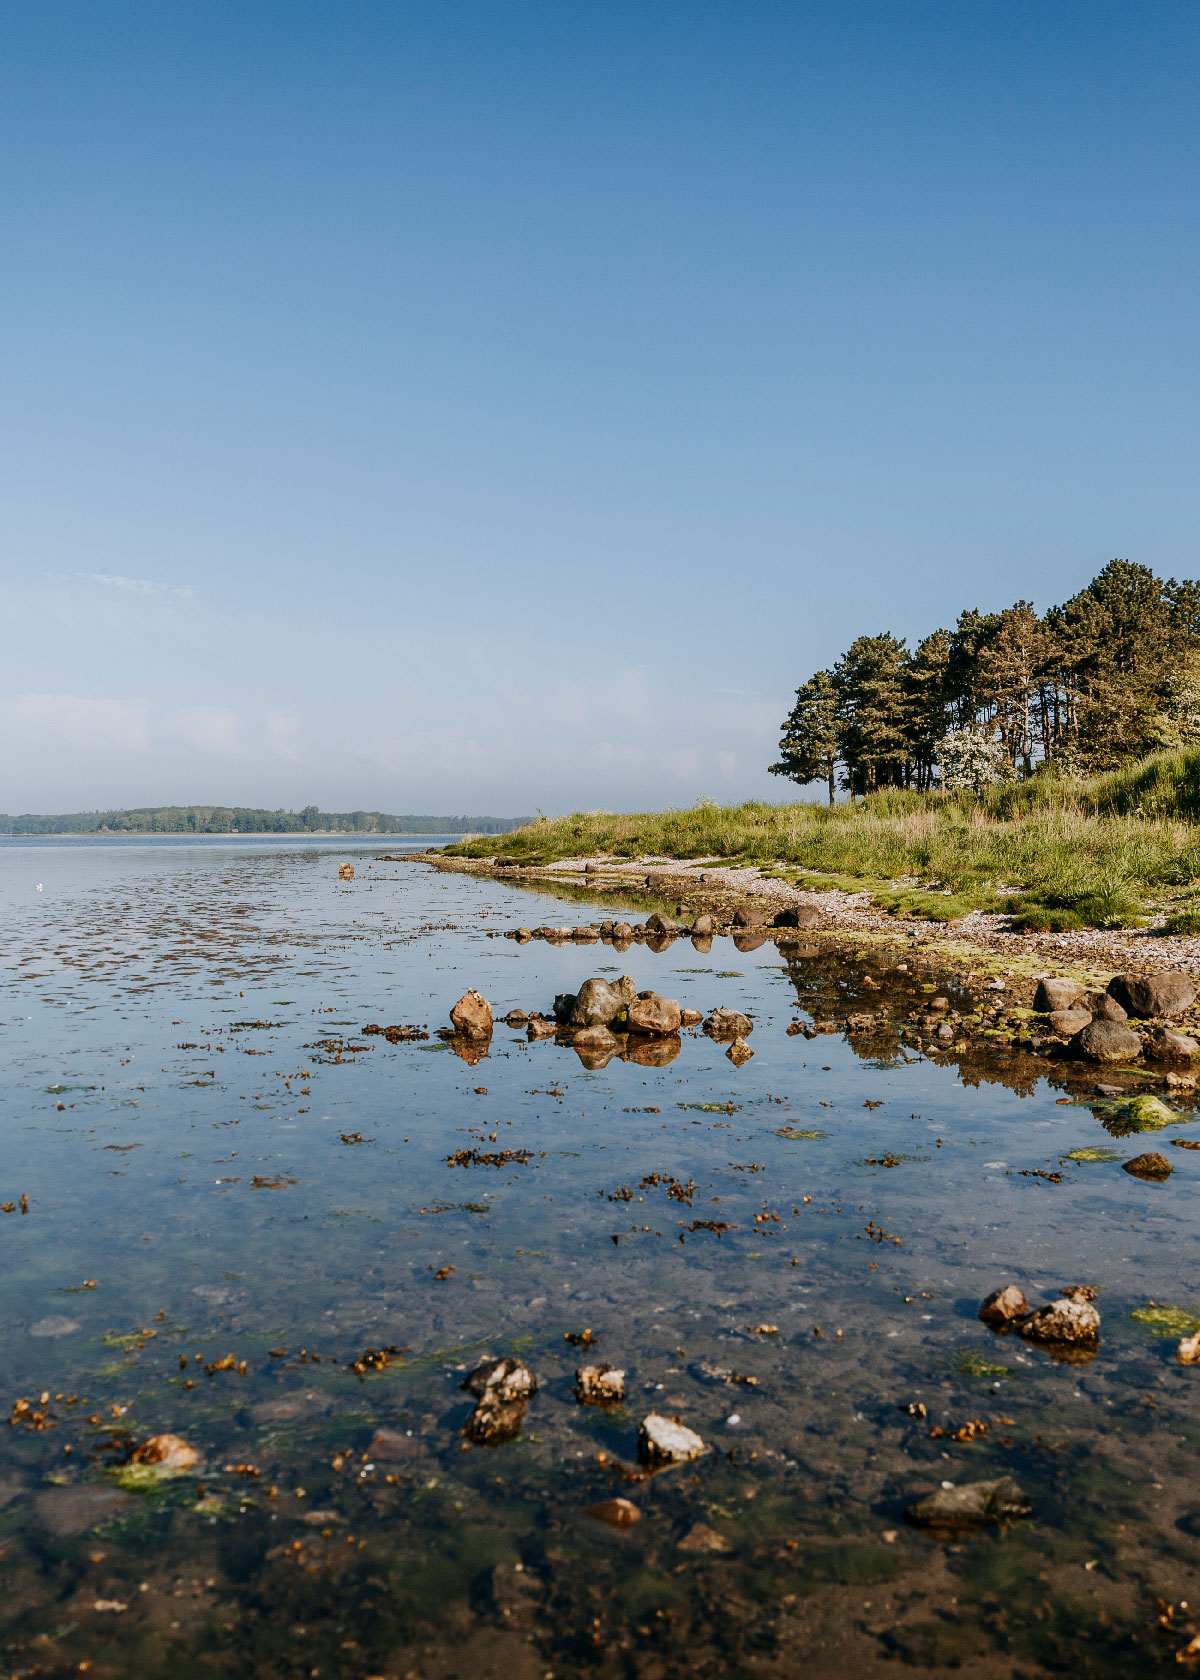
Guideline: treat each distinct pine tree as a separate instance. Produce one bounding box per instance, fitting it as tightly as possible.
[770,669,840,805]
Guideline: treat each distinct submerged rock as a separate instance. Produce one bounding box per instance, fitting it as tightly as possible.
[1123,1151,1173,1180]
[450,990,493,1040]
[1070,1020,1143,1063]
[588,1497,640,1528]
[678,1521,731,1552]
[575,1363,626,1405]
[703,1008,754,1041]
[129,1434,200,1475]
[638,1414,707,1466]
[978,1285,1029,1327]
[1107,971,1196,1019]
[905,1477,1030,1533]
[1177,1331,1200,1365]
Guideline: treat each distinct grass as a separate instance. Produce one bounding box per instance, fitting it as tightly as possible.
[445,746,1200,930]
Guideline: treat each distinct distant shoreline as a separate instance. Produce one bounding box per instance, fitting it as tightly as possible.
[0,830,460,841]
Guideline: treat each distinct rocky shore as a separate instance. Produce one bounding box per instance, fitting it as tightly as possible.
[420,848,1200,987]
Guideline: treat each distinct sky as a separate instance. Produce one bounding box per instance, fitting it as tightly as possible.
[1,1,1198,816]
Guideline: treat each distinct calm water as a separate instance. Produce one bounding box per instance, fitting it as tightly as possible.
[1,837,1198,1677]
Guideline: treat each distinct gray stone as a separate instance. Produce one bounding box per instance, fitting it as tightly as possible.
[1034,977,1086,1013]
[1107,971,1196,1019]
[978,1285,1029,1327]
[1018,1294,1099,1346]
[692,914,715,936]
[1070,1019,1143,1063]
[1145,1027,1200,1061]
[450,990,492,1040]
[569,978,624,1028]
[1087,991,1128,1022]
[703,1008,754,1041]
[626,993,682,1035]
[463,1357,539,1402]
[575,1363,626,1405]
[1048,1008,1092,1036]
[773,904,820,929]
[638,1414,707,1465]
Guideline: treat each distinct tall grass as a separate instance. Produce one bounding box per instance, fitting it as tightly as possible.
[446,748,1200,929]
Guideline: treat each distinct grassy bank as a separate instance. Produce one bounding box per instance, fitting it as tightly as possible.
[445,747,1200,932]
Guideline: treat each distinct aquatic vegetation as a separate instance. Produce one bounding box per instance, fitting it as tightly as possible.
[1130,1304,1200,1338]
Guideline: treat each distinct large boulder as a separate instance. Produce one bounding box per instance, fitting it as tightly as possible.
[1107,971,1196,1019]
[569,978,624,1028]
[1034,977,1087,1013]
[626,992,682,1035]
[1048,1008,1092,1036]
[733,901,769,929]
[773,904,820,929]
[1145,1027,1200,1061]
[692,914,715,937]
[1070,1019,1143,1063]
[450,990,493,1040]
[645,912,681,935]
[1087,992,1128,1022]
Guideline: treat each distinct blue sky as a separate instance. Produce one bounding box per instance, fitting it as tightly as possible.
[1,1,1198,814]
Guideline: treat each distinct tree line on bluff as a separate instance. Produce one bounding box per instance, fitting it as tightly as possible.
[771,560,1200,803]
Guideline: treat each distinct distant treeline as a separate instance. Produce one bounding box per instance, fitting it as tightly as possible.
[772,559,1200,801]
[0,805,527,836]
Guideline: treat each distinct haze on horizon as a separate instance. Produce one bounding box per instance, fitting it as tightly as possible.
[2,1,1198,817]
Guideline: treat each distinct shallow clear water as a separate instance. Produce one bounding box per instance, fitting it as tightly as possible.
[1,837,1199,1677]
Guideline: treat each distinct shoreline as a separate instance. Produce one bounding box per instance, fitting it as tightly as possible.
[419,848,1200,987]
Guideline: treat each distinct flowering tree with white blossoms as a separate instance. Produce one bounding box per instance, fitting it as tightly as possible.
[937,726,1011,793]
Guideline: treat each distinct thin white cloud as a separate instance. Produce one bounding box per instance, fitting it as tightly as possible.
[68,572,194,600]
[2,693,150,751]
[265,711,301,761]
[172,706,242,756]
